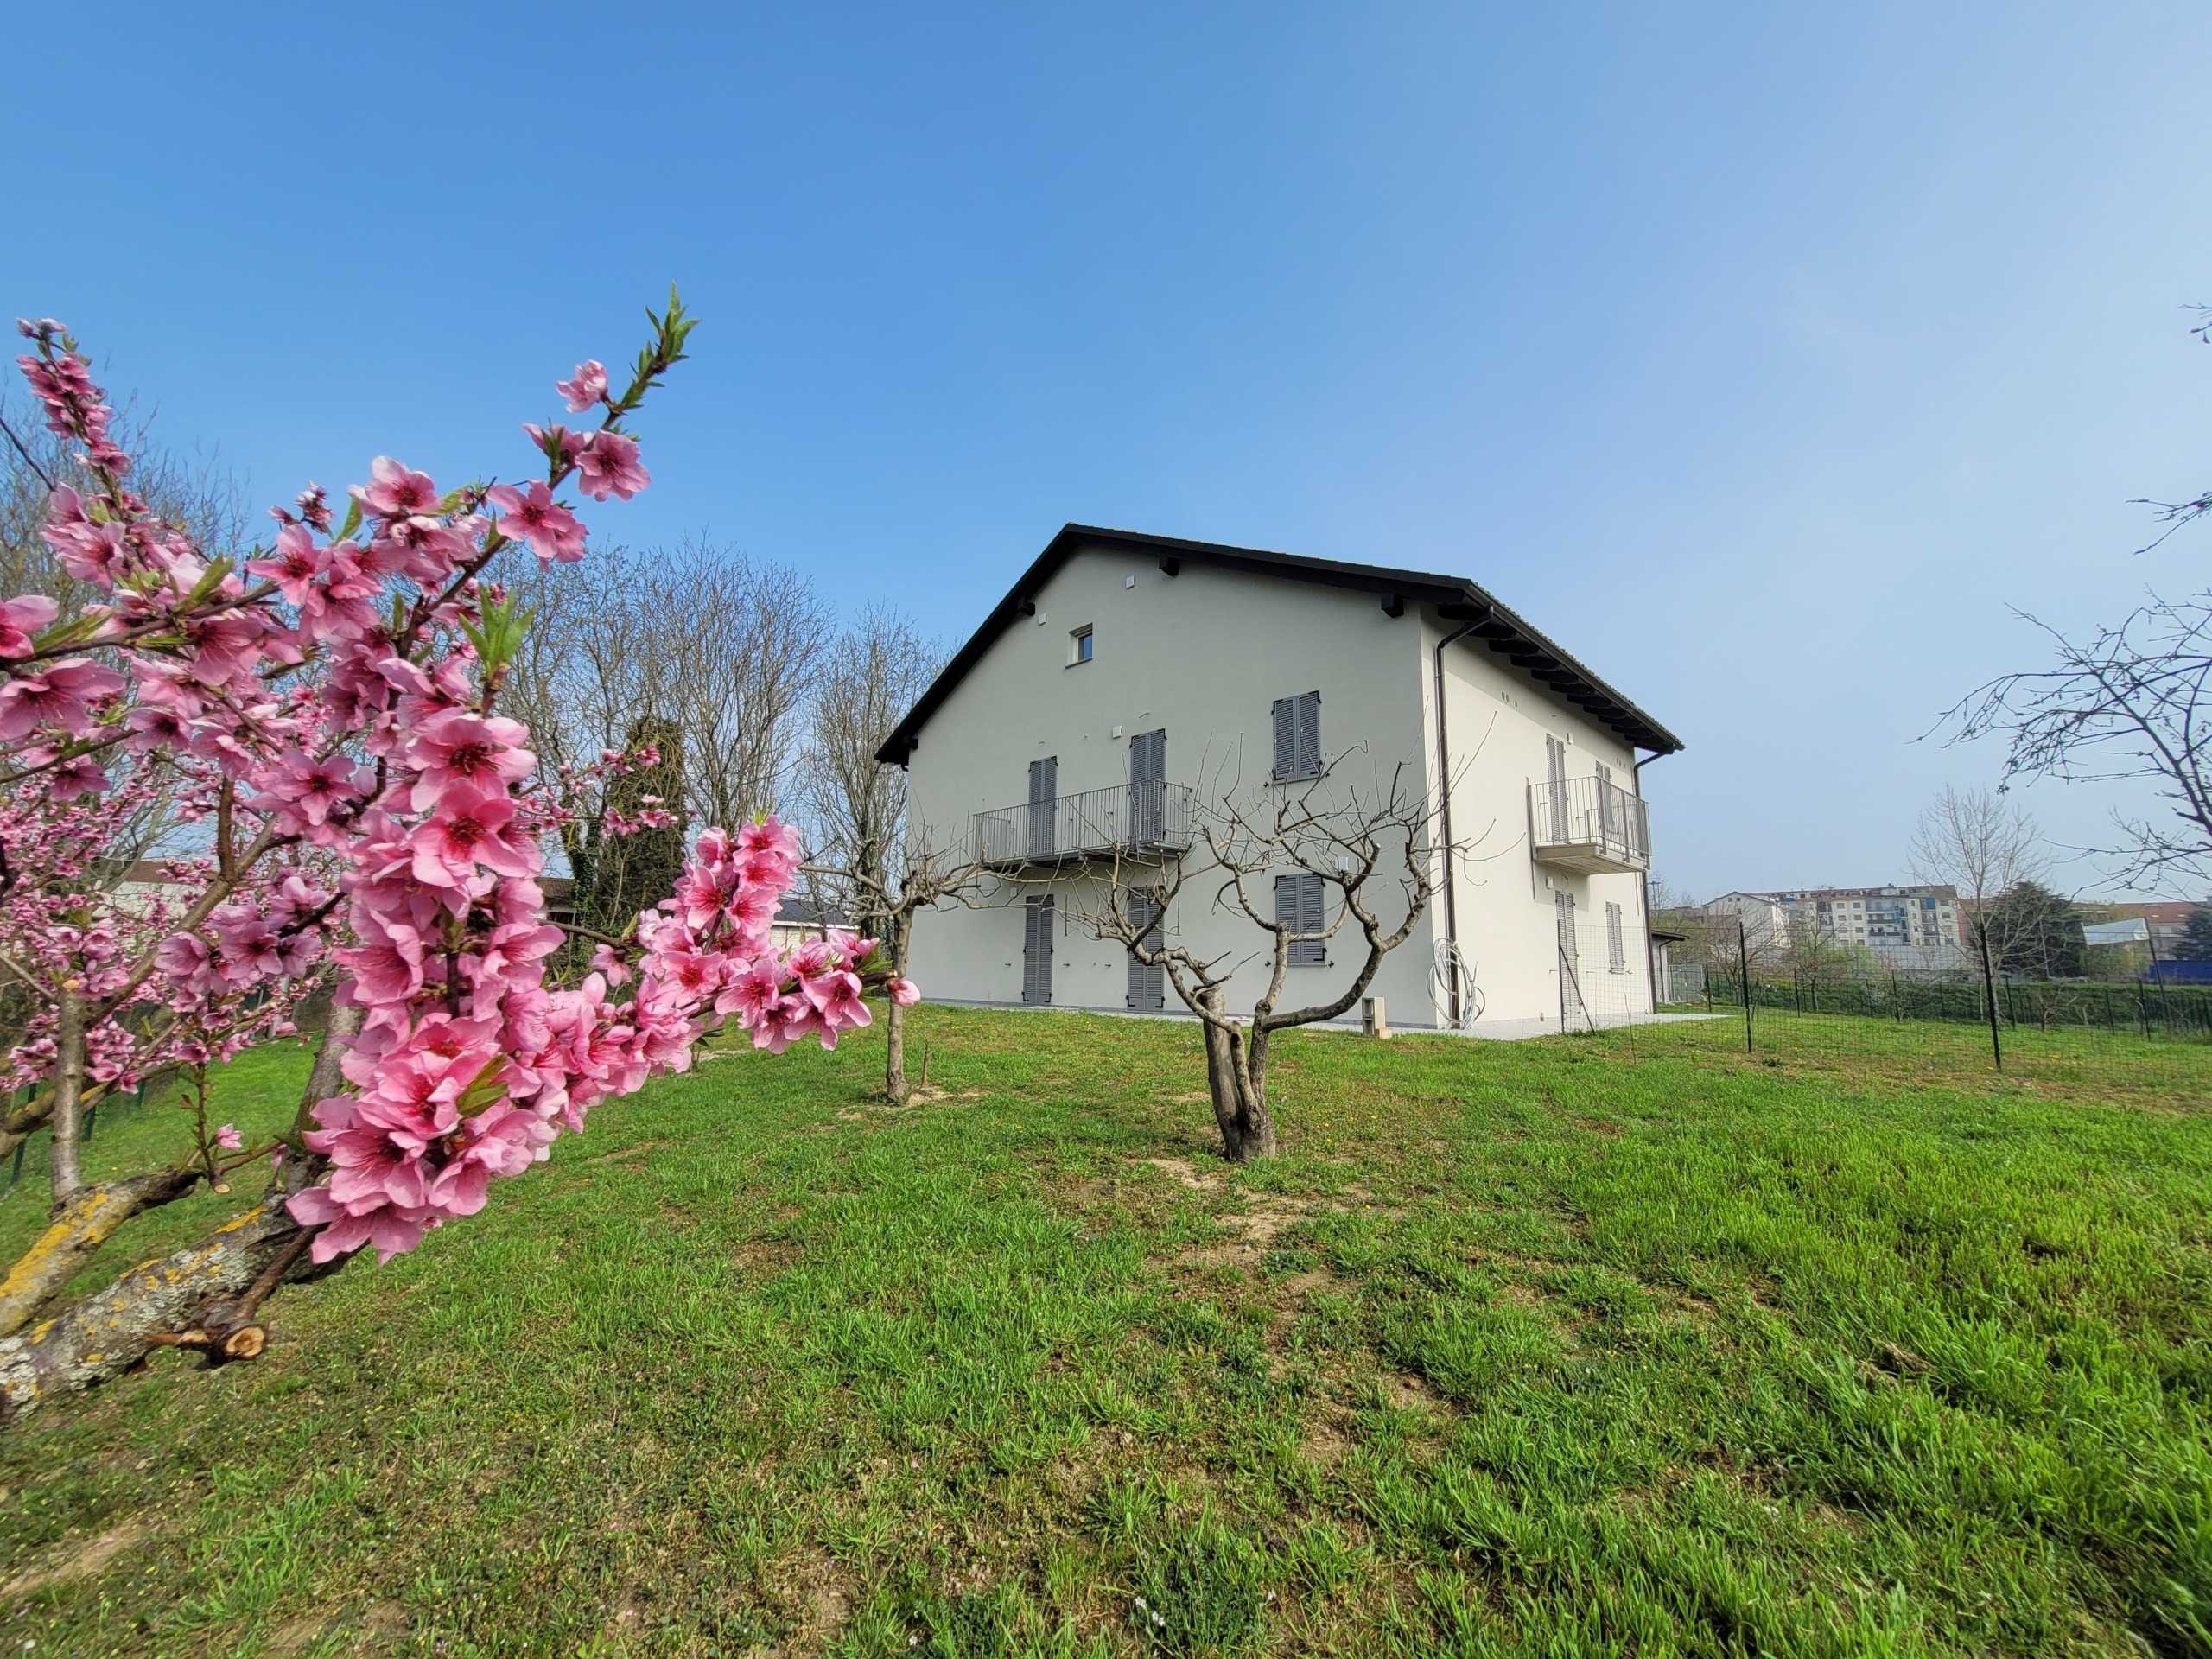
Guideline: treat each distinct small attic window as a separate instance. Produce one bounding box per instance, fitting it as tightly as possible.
[1070,625,1094,666]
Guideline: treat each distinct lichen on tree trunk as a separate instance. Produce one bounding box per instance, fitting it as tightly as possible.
[0,1005,363,1427]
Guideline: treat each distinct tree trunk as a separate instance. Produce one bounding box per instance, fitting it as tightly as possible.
[884,996,908,1103]
[0,1198,315,1422]
[1199,1012,1277,1162]
[882,913,911,1103]
[0,1003,363,1426]
[0,1166,200,1338]
[46,987,86,1205]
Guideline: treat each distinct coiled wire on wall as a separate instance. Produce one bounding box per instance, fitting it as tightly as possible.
[1433,938,1483,1029]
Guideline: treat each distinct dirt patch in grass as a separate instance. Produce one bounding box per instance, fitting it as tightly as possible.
[583,1138,669,1166]
[2,1516,147,1601]
[733,1236,801,1277]
[1300,1396,1358,1467]
[1380,1370,1449,1413]
[1139,1155,1220,1192]
[772,1558,856,1652]
[265,1601,408,1656]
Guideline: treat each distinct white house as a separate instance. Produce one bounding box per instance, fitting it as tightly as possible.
[876,526,1681,1033]
[1702,891,1792,955]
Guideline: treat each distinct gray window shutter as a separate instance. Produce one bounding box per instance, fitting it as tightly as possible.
[1125,893,1163,1009]
[1022,895,1054,1004]
[1027,756,1057,858]
[1271,697,1293,779]
[1130,730,1166,844]
[1281,874,1325,965]
[1021,900,1039,1003]
[1039,897,1053,1003]
[1297,692,1321,778]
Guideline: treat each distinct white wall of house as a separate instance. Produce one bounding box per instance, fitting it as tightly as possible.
[901,541,1664,1032]
[1420,608,1654,1029]
[904,544,1441,1025]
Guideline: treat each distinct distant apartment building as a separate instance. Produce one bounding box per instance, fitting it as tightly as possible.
[1771,885,1962,954]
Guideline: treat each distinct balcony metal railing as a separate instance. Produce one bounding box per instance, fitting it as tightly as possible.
[976,781,1195,868]
[1529,774,1650,873]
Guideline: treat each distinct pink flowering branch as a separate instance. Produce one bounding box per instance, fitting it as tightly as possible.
[0,294,922,1424]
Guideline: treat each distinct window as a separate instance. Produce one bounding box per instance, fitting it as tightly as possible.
[1605,901,1626,973]
[1274,872,1326,965]
[1271,690,1321,780]
[1069,626,1093,665]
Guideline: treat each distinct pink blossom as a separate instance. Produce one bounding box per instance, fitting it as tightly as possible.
[350,456,440,519]
[285,1180,439,1266]
[574,430,650,502]
[407,711,536,808]
[715,958,785,1025]
[252,751,368,834]
[214,1123,243,1151]
[48,757,111,800]
[556,359,607,411]
[245,523,328,607]
[407,786,540,888]
[486,481,586,564]
[887,976,920,1007]
[334,917,426,1006]
[0,658,125,740]
[0,594,56,658]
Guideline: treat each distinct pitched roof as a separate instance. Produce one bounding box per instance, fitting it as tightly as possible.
[874,524,1682,763]
[2108,900,2199,926]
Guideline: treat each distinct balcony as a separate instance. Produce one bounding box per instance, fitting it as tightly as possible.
[976,781,1195,871]
[1530,775,1649,874]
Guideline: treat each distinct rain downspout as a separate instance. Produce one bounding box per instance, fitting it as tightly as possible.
[1633,747,1677,1012]
[1433,613,1484,1025]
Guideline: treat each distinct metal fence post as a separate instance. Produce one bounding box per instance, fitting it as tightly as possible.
[1738,920,1753,1055]
[1977,927,2003,1072]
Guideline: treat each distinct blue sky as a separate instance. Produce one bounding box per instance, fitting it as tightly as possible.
[6,2,2207,899]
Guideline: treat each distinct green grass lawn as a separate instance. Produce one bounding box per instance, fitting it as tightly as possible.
[2,1008,2208,1657]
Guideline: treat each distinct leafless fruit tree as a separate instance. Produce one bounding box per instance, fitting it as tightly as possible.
[821,824,988,1103]
[1071,754,1472,1162]
[1944,597,2211,892]
[1940,308,2211,891]
[798,604,940,917]
[1908,785,2053,963]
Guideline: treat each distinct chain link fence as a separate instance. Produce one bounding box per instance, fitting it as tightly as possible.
[1547,918,2212,1078]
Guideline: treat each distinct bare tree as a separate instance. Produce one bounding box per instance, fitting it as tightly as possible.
[800,604,941,916]
[1944,597,2211,892]
[2,388,248,614]
[1939,305,2212,891]
[1908,785,2052,964]
[1070,754,1472,1162]
[795,607,969,1103]
[826,823,988,1103]
[2,391,250,881]
[500,538,828,921]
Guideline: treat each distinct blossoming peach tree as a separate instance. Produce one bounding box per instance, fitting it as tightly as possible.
[0,298,917,1421]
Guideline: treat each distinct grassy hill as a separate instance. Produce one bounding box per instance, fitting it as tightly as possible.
[2,1008,2207,1656]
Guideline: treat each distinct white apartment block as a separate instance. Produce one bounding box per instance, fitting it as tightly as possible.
[1772,885,1963,955]
[877,526,1681,1033]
